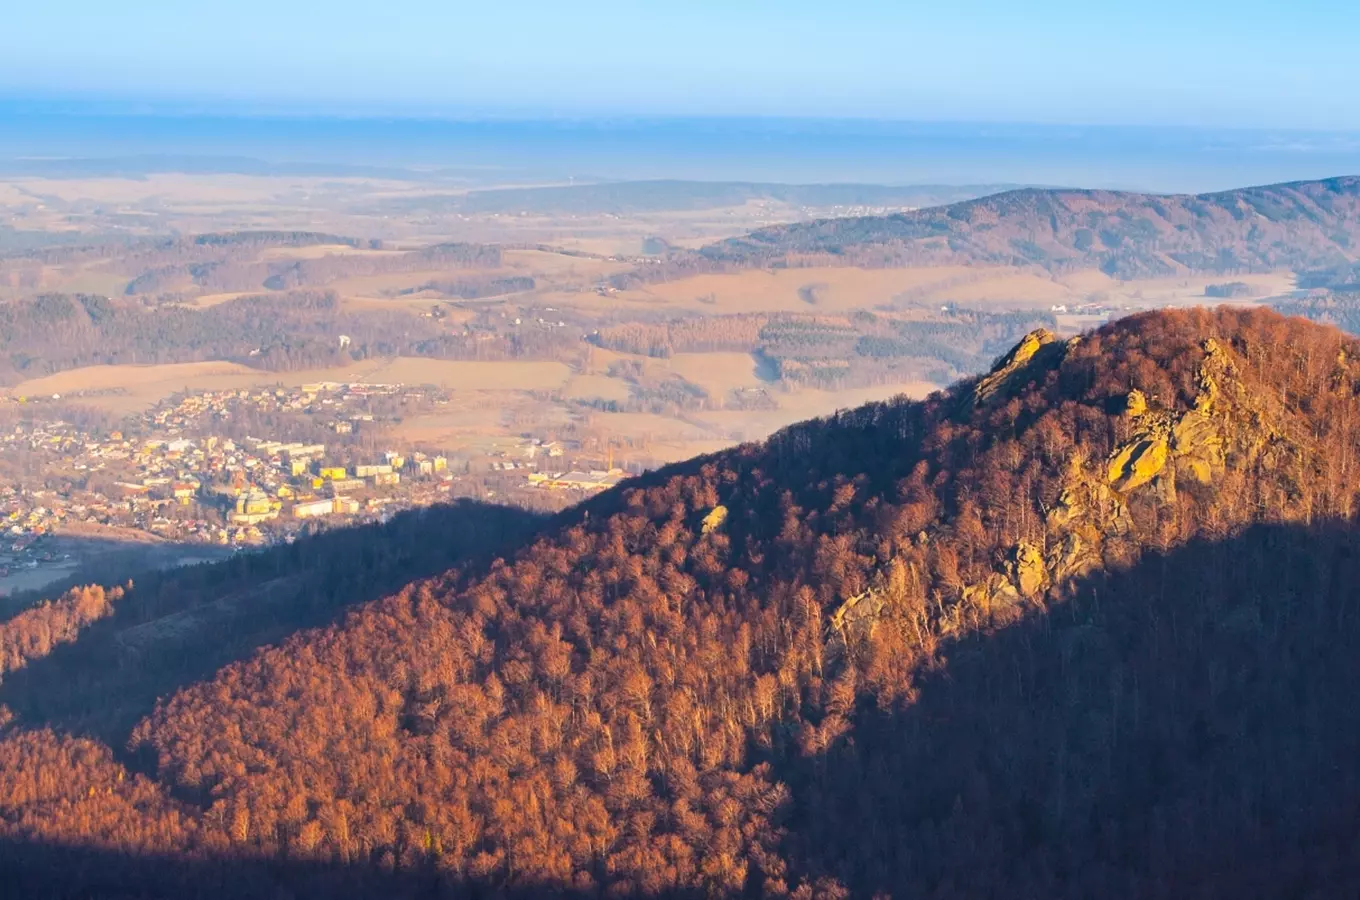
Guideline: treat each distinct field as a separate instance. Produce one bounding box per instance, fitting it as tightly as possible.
[354,358,573,391]
[7,361,278,414]
[4,358,575,414]
[665,352,766,396]
[553,265,1300,318]
[0,560,80,598]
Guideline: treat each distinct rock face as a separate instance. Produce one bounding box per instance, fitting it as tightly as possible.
[961,577,1022,616]
[971,329,1065,406]
[1104,337,1233,497]
[830,589,887,643]
[957,335,1249,615]
[1106,435,1170,492]
[1007,542,1048,597]
[956,542,1049,616]
[837,325,1317,648]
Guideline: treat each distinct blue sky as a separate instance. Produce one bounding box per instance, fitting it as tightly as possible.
[3,0,1360,128]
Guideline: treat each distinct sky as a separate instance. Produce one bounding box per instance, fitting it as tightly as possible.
[4,0,1360,129]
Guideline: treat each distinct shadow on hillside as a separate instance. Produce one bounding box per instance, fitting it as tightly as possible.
[10,521,1360,897]
[0,835,691,900]
[0,534,235,621]
[0,499,546,750]
[780,521,1360,898]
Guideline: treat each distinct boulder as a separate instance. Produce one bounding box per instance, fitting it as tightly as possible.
[1047,531,1101,583]
[829,588,887,644]
[962,575,1022,614]
[1106,435,1170,492]
[1007,542,1048,597]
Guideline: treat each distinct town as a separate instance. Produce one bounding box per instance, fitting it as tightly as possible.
[0,380,628,595]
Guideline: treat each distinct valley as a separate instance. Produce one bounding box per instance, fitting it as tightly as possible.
[4,168,1360,897]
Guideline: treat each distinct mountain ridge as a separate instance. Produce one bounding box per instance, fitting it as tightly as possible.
[692,175,1360,279]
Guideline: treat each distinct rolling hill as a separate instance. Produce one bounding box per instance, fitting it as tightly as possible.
[696,175,1360,279]
[4,308,1360,896]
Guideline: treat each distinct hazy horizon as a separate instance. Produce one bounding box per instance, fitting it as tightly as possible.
[8,0,1360,194]
[4,103,1360,194]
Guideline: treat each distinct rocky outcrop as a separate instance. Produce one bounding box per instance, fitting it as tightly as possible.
[1007,542,1048,597]
[829,588,887,647]
[1103,338,1234,498]
[851,331,1300,641]
[971,329,1066,406]
[1107,434,1170,492]
[958,541,1049,616]
[1124,389,1148,417]
[816,316,1342,697]
[959,337,1243,614]
[961,576,1022,616]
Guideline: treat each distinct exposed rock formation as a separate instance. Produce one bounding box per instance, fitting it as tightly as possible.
[1107,435,1170,493]
[959,335,1245,615]
[971,328,1065,406]
[1105,337,1233,497]
[833,324,1328,687]
[830,588,886,643]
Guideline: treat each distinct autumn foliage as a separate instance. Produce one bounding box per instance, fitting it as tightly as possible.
[4,308,1360,897]
[0,583,122,680]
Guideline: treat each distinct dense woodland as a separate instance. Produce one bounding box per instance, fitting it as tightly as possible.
[0,289,584,384]
[0,500,544,741]
[3,309,1360,896]
[1274,290,1360,336]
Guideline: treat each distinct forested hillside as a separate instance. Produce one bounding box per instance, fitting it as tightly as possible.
[689,176,1360,278]
[3,308,1360,896]
[0,289,576,384]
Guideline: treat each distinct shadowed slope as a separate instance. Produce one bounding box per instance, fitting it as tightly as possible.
[782,521,1360,898]
[4,522,1360,898]
[0,499,545,746]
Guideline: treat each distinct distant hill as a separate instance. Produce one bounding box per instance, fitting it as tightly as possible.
[7,308,1360,895]
[697,175,1360,279]
[373,179,1016,216]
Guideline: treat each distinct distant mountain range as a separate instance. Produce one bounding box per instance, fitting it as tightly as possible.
[698,175,1360,279]
[371,180,1018,216]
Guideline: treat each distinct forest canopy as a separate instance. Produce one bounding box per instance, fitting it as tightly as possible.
[3,308,1360,897]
